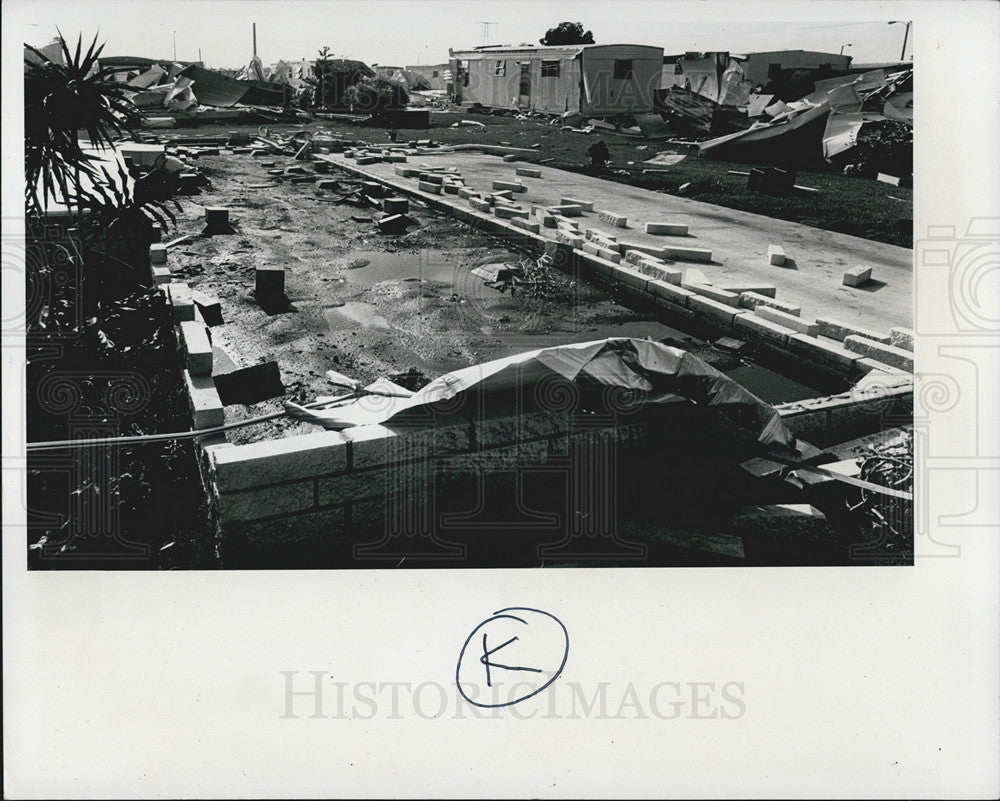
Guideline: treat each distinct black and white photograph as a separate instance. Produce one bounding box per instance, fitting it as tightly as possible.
[3,0,998,798]
[19,4,917,570]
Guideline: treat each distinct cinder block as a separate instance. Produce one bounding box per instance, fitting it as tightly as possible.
[889,326,914,352]
[645,221,688,236]
[184,370,224,430]
[501,154,519,163]
[492,179,526,193]
[443,182,461,194]
[612,265,649,292]
[255,268,285,298]
[217,480,315,523]
[495,205,529,220]
[855,357,908,375]
[585,227,617,244]
[536,210,556,228]
[616,241,665,258]
[815,317,890,344]
[843,335,913,371]
[560,197,594,212]
[179,320,213,376]
[661,245,712,262]
[843,264,872,286]
[152,266,172,285]
[646,279,695,306]
[458,187,478,199]
[511,217,541,234]
[149,243,167,265]
[597,245,622,264]
[720,283,776,298]
[556,231,584,248]
[362,181,384,197]
[548,204,582,217]
[394,165,418,177]
[419,172,445,184]
[355,155,378,165]
[754,305,818,335]
[635,261,682,284]
[688,295,742,325]
[384,153,407,163]
[418,180,443,194]
[687,284,740,306]
[516,167,542,178]
[382,197,409,215]
[739,292,801,316]
[788,334,861,369]
[598,210,628,227]
[211,431,348,492]
[377,214,410,234]
[767,245,786,266]
[735,313,796,346]
[166,282,195,322]
[469,198,492,212]
[491,190,514,202]
[577,252,617,277]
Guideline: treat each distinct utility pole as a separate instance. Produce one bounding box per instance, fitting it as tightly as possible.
[888,21,912,61]
[172,31,177,61]
[253,23,257,58]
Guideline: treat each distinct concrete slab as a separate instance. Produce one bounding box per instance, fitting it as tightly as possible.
[314,152,912,331]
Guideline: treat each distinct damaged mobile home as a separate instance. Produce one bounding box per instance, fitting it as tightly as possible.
[449,43,664,114]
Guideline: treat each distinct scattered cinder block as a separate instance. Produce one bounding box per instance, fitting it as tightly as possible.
[204,207,233,235]
[418,172,445,184]
[213,360,285,406]
[616,241,665,259]
[260,160,276,168]
[739,292,801,316]
[394,165,417,177]
[290,175,316,184]
[688,284,740,306]
[418,180,443,194]
[491,190,514,202]
[511,218,541,234]
[555,218,580,231]
[492,179,526,192]
[843,264,873,287]
[384,153,407,163]
[560,197,594,212]
[843,335,914,371]
[377,214,413,234]
[767,245,786,266]
[166,282,195,322]
[598,210,628,227]
[152,266,171,285]
[815,318,890,344]
[494,205,529,220]
[549,204,583,217]
[184,370,224,430]
[255,267,285,298]
[877,173,902,186]
[149,243,167,265]
[443,182,462,194]
[469,198,492,212]
[516,167,542,178]
[457,187,478,199]
[645,221,688,236]
[362,181,384,197]
[585,228,616,243]
[382,197,410,215]
[190,289,224,326]
[317,179,341,191]
[536,210,556,228]
[556,231,584,248]
[179,320,213,376]
[635,261,682,285]
[889,326,914,352]
[720,283,776,298]
[754,306,818,335]
[149,222,163,243]
[661,245,712,262]
[355,155,378,165]
[597,245,622,264]
[501,154,519,162]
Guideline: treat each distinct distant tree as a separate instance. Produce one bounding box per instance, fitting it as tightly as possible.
[540,22,595,46]
[343,75,409,119]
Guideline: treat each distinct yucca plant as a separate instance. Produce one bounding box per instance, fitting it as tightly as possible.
[24,32,140,216]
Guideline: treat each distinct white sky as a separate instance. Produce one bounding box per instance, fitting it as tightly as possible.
[9,0,915,69]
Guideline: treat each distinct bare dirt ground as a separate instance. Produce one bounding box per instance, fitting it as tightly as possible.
[167,140,735,444]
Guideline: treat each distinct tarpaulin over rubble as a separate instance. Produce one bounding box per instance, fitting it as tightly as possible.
[286,337,798,454]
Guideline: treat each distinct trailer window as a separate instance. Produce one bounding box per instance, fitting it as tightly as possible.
[614,59,634,79]
[494,60,506,76]
[540,60,560,77]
